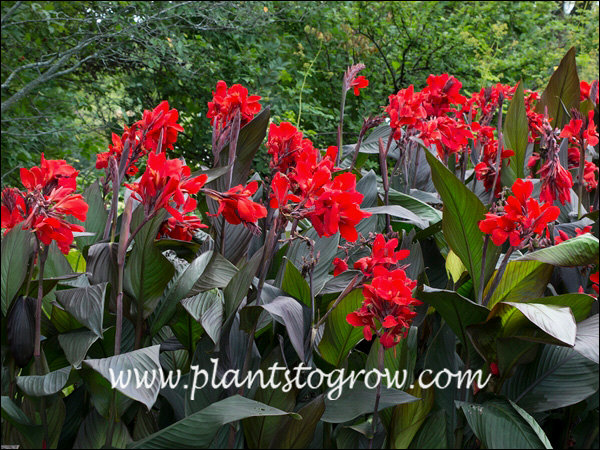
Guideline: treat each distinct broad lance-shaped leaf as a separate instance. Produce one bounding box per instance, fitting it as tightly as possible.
[84,345,161,410]
[282,259,311,307]
[362,205,429,229]
[574,314,599,364]
[58,330,100,369]
[320,381,418,423]
[150,251,214,336]
[241,296,305,361]
[55,282,107,338]
[124,207,175,318]
[416,286,489,349]
[180,289,224,345]
[71,181,108,249]
[287,228,340,295]
[269,395,325,449]
[491,301,577,347]
[484,260,553,309]
[535,46,580,129]
[16,366,72,396]
[74,408,132,448]
[1,396,44,448]
[458,398,552,449]
[129,395,297,449]
[503,81,529,182]
[425,149,499,301]
[503,344,599,412]
[389,382,434,449]
[517,234,598,266]
[1,224,34,316]
[223,247,263,321]
[318,289,364,367]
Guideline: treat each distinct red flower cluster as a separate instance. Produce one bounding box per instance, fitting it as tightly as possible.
[421,74,466,117]
[386,85,427,140]
[1,154,88,254]
[96,101,184,177]
[591,271,599,296]
[207,80,262,129]
[473,122,514,196]
[528,117,573,205]
[553,225,592,245]
[345,234,420,348]
[205,181,268,234]
[266,122,371,242]
[125,152,207,223]
[479,179,560,248]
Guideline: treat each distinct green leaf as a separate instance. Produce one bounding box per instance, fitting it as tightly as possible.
[321,381,418,423]
[269,395,325,449]
[83,345,162,410]
[150,251,214,335]
[445,249,467,283]
[573,314,599,364]
[503,344,599,412]
[459,398,552,448]
[287,228,340,295]
[389,382,434,449]
[503,81,529,181]
[58,329,100,369]
[243,349,298,448]
[425,150,499,301]
[129,395,296,449]
[16,366,71,396]
[1,396,44,448]
[223,247,263,320]
[491,301,577,346]
[388,188,442,225]
[517,234,599,266]
[318,289,364,367]
[74,408,132,448]
[416,286,489,349]
[282,259,311,307]
[362,205,429,229]
[484,260,553,309]
[1,224,34,315]
[124,207,175,318]
[535,47,580,129]
[180,289,224,345]
[54,282,107,338]
[189,251,239,294]
[409,410,447,449]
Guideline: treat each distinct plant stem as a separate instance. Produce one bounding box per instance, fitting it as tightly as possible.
[483,246,514,306]
[33,244,48,360]
[336,87,348,166]
[477,235,490,304]
[489,97,504,204]
[369,342,385,449]
[577,142,585,219]
[313,274,360,331]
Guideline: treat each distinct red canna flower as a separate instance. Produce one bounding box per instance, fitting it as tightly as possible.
[350,75,369,96]
[2,155,88,254]
[207,80,262,129]
[580,80,599,104]
[386,85,427,140]
[421,73,466,117]
[333,258,349,277]
[308,173,371,242]
[347,265,420,348]
[417,115,473,161]
[137,100,184,153]
[125,152,207,220]
[206,181,268,234]
[583,110,598,147]
[267,122,307,173]
[559,118,583,141]
[479,178,560,248]
[353,234,409,276]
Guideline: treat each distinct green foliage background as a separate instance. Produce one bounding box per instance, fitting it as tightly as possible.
[1,1,598,185]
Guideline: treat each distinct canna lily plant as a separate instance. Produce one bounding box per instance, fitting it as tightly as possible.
[1,47,598,449]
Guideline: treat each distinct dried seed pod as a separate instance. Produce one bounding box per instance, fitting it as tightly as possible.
[6,296,36,368]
